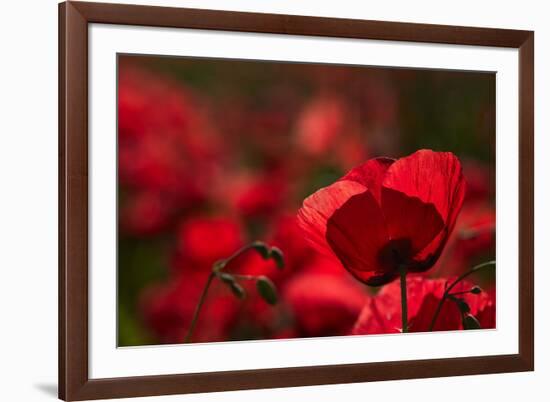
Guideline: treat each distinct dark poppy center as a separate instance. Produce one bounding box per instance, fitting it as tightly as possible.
[377,238,414,271]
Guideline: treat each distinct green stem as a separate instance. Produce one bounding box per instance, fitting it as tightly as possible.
[215,244,258,272]
[399,266,408,333]
[428,260,495,331]
[231,274,257,281]
[183,242,277,343]
[448,289,474,296]
[183,272,215,343]
[183,244,264,343]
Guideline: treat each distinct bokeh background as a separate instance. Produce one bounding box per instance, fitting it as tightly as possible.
[117,55,496,346]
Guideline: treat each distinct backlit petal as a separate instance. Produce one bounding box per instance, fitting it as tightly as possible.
[326,191,392,285]
[381,150,466,268]
[340,157,394,204]
[381,187,445,260]
[382,150,465,220]
[297,180,367,256]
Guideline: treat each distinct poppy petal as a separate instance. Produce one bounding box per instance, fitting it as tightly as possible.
[297,180,367,256]
[326,191,392,285]
[351,276,432,335]
[382,149,466,225]
[381,150,465,267]
[340,157,395,204]
[381,187,445,260]
[355,271,399,287]
[414,171,466,265]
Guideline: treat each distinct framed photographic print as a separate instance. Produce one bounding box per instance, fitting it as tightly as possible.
[59,1,534,400]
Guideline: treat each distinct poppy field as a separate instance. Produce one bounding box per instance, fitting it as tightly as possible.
[117,55,496,346]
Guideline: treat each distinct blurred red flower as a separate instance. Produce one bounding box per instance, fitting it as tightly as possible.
[269,215,317,273]
[432,202,495,278]
[352,276,495,335]
[120,191,173,236]
[118,65,222,236]
[454,204,496,259]
[461,161,494,204]
[294,95,370,171]
[175,216,244,269]
[284,272,367,337]
[297,150,466,286]
[235,170,288,219]
[295,96,345,156]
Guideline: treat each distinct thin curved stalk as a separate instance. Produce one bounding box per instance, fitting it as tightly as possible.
[428,260,495,331]
[183,272,215,343]
[399,266,408,333]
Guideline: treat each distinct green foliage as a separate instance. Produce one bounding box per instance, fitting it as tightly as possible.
[470,286,482,295]
[251,241,270,259]
[269,247,285,270]
[229,281,247,299]
[454,298,471,314]
[256,276,278,305]
[217,272,247,299]
[463,314,482,330]
[399,71,495,164]
[117,238,169,346]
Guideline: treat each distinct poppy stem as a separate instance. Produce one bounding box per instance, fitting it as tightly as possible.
[183,241,284,343]
[183,272,215,343]
[231,274,258,281]
[428,260,496,331]
[214,243,258,272]
[399,266,408,333]
[184,247,254,343]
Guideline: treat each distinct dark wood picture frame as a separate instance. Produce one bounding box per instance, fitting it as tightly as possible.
[59,1,534,400]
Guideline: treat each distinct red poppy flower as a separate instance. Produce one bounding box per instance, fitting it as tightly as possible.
[351,276,495,335]
[176,217,243,268]
[235,170,287,219]
[284,272,367,337]
[297,150,466,286]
